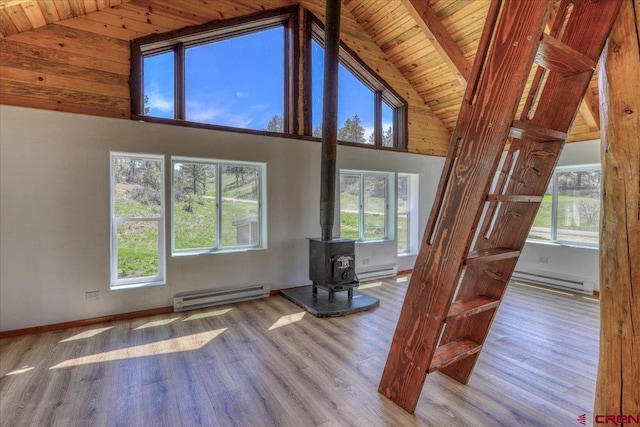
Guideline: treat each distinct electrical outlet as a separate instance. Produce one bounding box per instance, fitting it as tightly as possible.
[85,291,99,300]
[363,258,369,265]
[538,256,549,264]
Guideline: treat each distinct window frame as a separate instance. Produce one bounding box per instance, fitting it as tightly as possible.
[110,152,166,289]
[397,173,419,255]
[528,163,601,247]
[306,13,408,150]
[171,156,267,256]
[339,169,395,242]
[131,6,298,134]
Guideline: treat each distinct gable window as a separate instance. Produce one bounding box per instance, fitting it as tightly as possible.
[397,173,419,254]
[309,17,406,148]
[133,7,296,133]
[172,157,266,255]
[340,170,395,241]
[528,164,600,246]
[110,152,165,288]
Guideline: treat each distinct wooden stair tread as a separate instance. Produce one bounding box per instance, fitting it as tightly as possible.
[486,194,543,203]
[509,120,567,142]
[465,248,520,265]
[534,33,597,76]
[447,296,501,322]
[428,339,482,373]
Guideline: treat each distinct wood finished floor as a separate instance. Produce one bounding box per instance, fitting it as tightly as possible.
[0,277,600,426]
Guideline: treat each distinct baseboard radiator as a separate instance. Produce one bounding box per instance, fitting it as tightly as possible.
[512,268,594,295]
[356,264,397,281]
[174,285,270,312]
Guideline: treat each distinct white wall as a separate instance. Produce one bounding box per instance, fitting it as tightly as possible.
[0,106,444,331]
[515,139,601,291]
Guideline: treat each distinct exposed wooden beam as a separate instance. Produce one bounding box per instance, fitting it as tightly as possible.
[402,0,471,86]
[595,0,640,418]
[579,87,600,131]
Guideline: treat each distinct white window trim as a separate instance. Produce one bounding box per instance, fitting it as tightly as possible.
[340,169,395,242]
[527,163,600,248]
[397,173,419,255]
[110,152,166,289]
[171,156,267,256]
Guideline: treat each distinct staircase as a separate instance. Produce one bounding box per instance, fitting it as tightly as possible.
[378,0,623,413]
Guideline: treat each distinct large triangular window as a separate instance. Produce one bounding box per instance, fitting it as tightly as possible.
[309,15,406,149]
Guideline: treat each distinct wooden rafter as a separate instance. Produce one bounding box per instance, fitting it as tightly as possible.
[402,0,471,86]
[579,87,600,131]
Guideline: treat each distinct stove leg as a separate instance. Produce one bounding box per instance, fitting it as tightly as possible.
[328,289,335,302]
[348,288,353,300]
[312,284,318,295]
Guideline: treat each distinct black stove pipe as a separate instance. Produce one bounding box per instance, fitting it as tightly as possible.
[319,0,342,241]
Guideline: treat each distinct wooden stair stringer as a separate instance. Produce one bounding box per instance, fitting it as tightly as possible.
[378,1,553,414]
[379,0,624,414]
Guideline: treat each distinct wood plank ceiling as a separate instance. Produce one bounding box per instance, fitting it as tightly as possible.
[0,0,601,154]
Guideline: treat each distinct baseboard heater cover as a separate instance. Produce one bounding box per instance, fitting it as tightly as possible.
[356,264,397,281]
[512,269,594,295]
[174,285,270,312]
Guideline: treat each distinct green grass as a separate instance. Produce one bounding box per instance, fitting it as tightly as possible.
[397,215,407,252]
[117,222,158,279]
[530,194,600,242]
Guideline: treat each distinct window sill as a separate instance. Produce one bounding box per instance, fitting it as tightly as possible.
[172,246,267,257]
[111,280,166,290]
[524,239,598,250]
[354,238,393,244]
[398,252,418,257]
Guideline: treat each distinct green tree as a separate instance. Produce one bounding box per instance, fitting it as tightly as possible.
[142,160,161,190]
[382,126,394,146]
[338,114,365,143]
[266,115,284,132]
[179,164,212,196]
[312,123,323,138]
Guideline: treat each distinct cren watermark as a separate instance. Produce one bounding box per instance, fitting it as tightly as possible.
[578,413,640,426]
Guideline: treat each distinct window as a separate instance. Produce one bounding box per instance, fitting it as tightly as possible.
[340,170,394,241]
[172,157,266,255]
[110,153,165,288]
[309,17,406,148]
[397,173,419,254]
[134,8,295,133]
[528,164,600,246]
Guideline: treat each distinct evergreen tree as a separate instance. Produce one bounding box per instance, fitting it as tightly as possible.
[382,126,394,146]
[179,164,212,196]
[266,115,284,132]
[338,114,365,143]
[312,123,323,138]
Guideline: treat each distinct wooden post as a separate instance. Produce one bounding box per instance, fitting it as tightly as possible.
[595,0,640,419]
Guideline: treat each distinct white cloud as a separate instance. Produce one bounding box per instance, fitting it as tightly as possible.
[187,100,253,128]
[363,125,374,142]
[236,91,249,98]
[146,91,173,112]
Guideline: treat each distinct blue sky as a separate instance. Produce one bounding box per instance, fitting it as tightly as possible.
[143,27,390,136]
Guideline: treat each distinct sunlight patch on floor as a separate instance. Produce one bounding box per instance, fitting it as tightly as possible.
[6,366,35,376]
[358,281,382,289]
[135,317,180,330]
[396,276,408,283]
[183,308,233,321]
[269,312,305,330]
[60,326,113,343]
[50,328,226,369]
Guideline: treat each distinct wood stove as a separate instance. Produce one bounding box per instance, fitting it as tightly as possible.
[309,238,359,301]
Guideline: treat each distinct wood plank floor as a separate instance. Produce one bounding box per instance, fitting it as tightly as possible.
[0,277,600,426]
